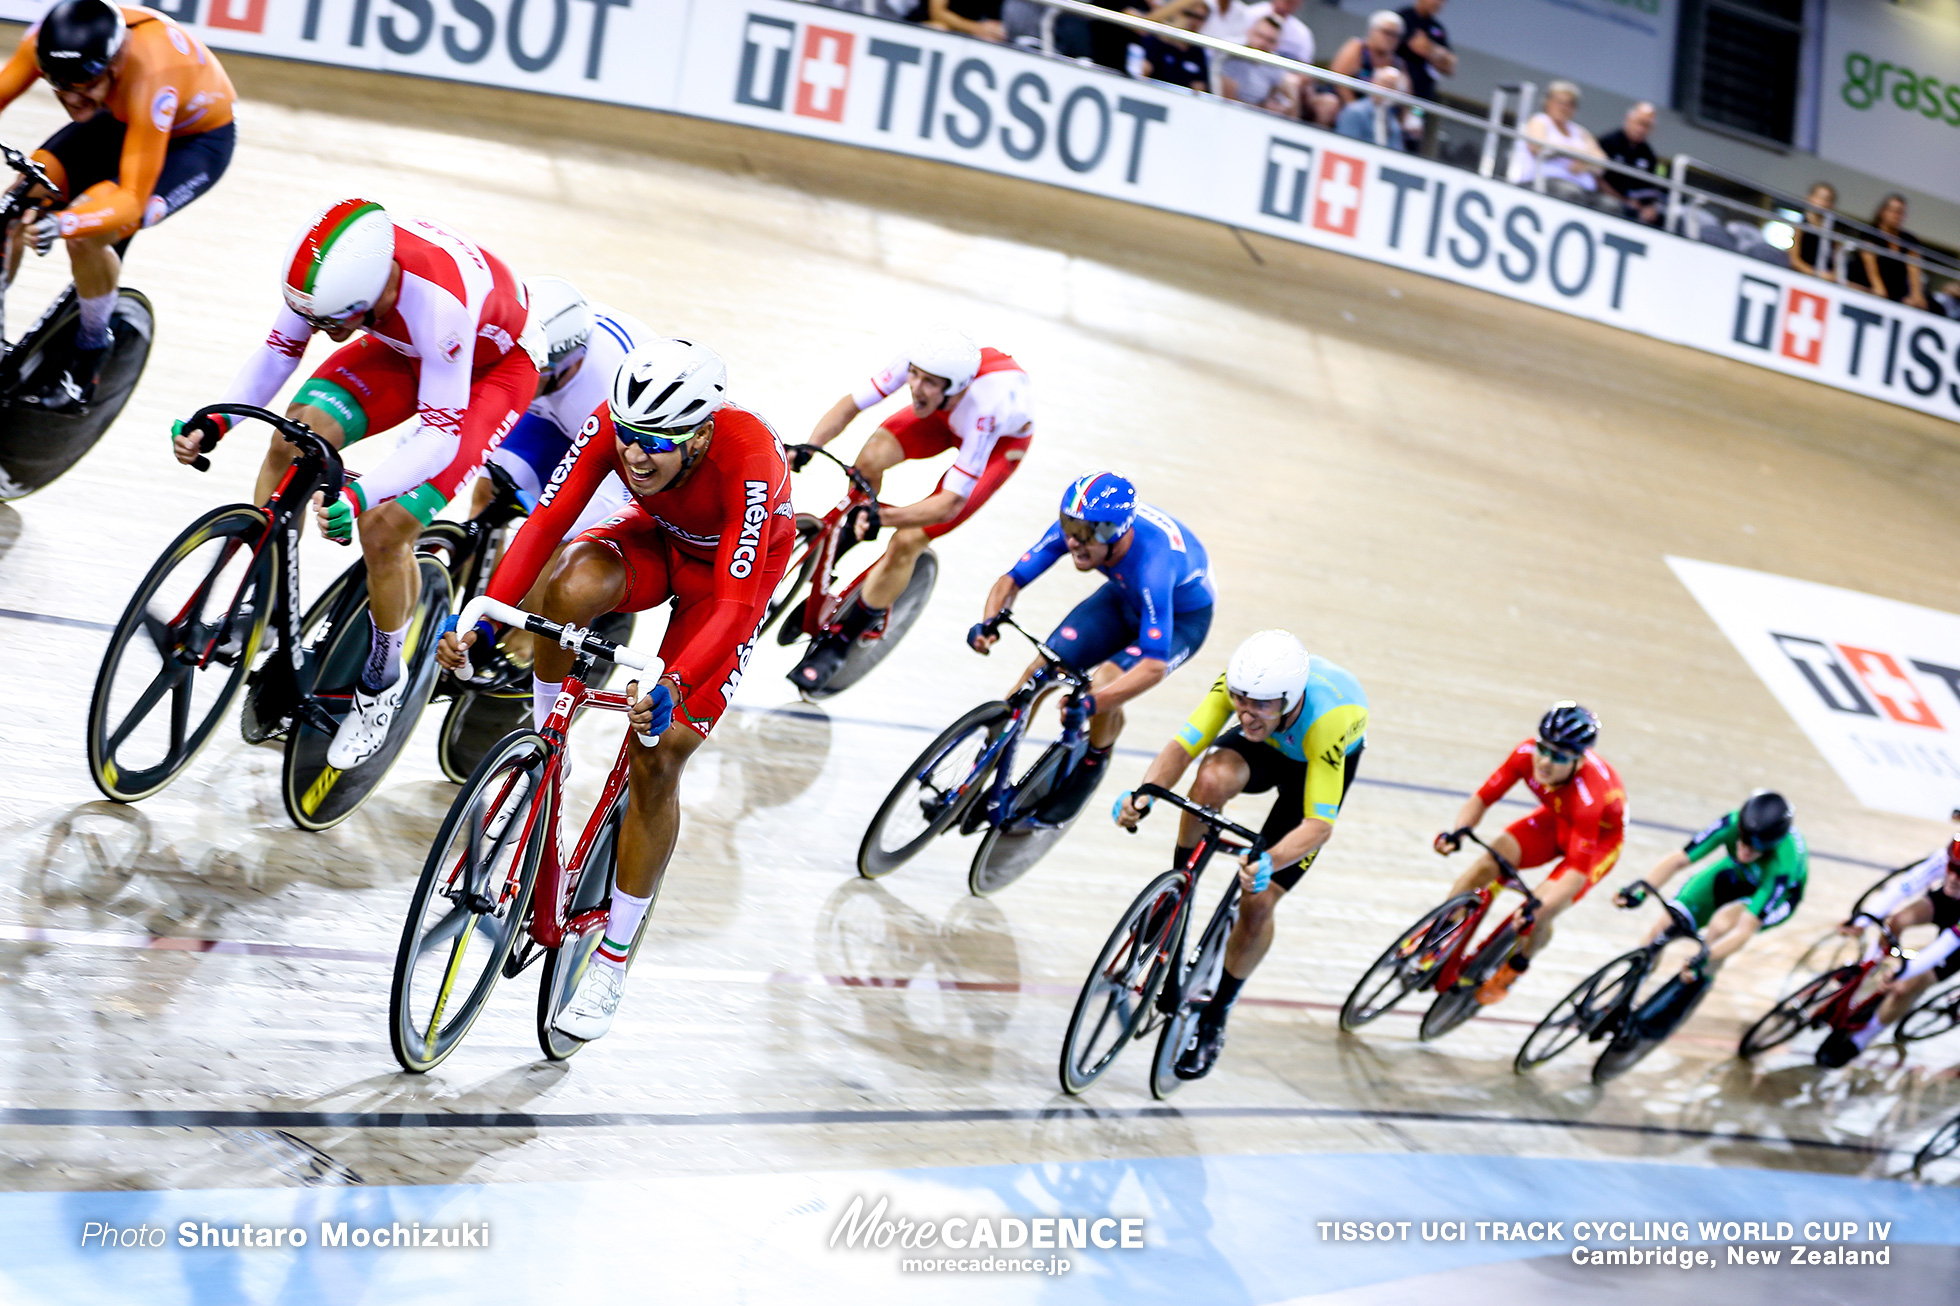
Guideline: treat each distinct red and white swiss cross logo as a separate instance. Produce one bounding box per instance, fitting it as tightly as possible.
[794,26,854,122]
[1312,152,1365,237]
[1779,288,1827,366]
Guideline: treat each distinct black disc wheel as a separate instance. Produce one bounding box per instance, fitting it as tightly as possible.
[1515,948,1647,1073]
[761,513,822,644]
[87,504,273,802]
[537,793,655,1061]
[968,738,1084,897]
[1590,973,1710,1084]
[857,701,1011,879]
[1897,981,1960,1045]
[1058,869,1186,1094]
[389,731,551,1073]
[1420,921,1518,1042]
[0,288,153,500]
[1339,894,1481,1032]
[281,556,452,831]
[1739,967,1853,1058]
[808,550,939,699]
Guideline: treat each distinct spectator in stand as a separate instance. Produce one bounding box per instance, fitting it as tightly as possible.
[1169,0,1314,63]
[1933,278,1960,320]
[1084,0,1152,73]
[1598,102,1664,225]
[1138,2,1212,91]
[1220,15,1302,116]
[1335,67,1409,148]
[1848,193,1930,311]
[1329,11,1411,104]
[1788,182,1841,283]
[1509,80,1616,212]
[1395,0,1455,104]
[926,0,1005,41]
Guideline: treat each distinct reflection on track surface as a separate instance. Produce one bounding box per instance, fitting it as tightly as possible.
[0,48,1958,1302]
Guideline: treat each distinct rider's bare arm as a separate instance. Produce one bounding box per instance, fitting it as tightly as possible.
[1887,896,1937,935]
[1642,849,1693,892]
[1264,817,1334,871]
[970,575,1021,653]
[877,488,967,530]
[1705,908,1763,963]
[1437,795,1489,852]
[1118,738,1195,828]
[807,393,859,448]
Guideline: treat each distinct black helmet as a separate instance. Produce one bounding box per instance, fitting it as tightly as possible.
[1738,790,1793,850]
[36,0,127,90]
[1536,700,1599,754]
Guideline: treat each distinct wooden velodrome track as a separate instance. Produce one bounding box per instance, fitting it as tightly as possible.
[1,46,1958,1229]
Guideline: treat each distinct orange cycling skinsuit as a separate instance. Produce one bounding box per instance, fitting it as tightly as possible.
[1476,740,1626,896]
[484,402,795,737]
[0,6,235,243]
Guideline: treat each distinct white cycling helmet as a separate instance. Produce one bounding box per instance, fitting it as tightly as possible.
[1226,629,1312,714]
[908,325,981,395]
[527,276,593,369]
[282,198,395,325]
[609,338,728,438]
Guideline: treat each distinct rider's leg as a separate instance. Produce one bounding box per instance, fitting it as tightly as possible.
[352,501,423,687]
[1179,746,1251,862]
[856,525,931,612]
[849,427,906,499]
[530,539,634,726]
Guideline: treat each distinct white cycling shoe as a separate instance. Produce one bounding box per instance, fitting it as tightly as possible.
[554,961,625,1041]
[326,676,410,770]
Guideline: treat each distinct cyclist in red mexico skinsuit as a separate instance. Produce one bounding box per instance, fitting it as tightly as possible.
[437,338,793,1045]
[1433,701,1626,1006]
[174,198,541,773]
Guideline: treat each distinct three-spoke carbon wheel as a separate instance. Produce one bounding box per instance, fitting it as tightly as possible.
[1340,894,1480,1032]
[1516,948,1646,1073]
[858,701,1009,878]
[389,731,550,1073]
[1059,870,1185,1094]
[87,505,273,802]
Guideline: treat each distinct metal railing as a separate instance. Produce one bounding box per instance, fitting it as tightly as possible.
[885,0,1960,297]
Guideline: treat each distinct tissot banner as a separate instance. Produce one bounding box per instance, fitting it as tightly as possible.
[1668,556,1960,822]
[1,0,1954,425]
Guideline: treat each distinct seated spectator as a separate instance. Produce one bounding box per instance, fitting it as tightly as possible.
[1335,67,1409,149]
[1598,102,1664,225]
[1395,0,1455,104]
[1138,2,1211,91]
[1788,182,1841,282]
[1221,15,1303,116]
[1329,11,1412,105]
[1509,80,1616,212]
[1161,0,1313,62]
[1933,278,1960,320]
[1848,193,1930,310]
[925,0,1005,41]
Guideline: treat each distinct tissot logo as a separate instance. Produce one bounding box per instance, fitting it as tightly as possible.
[1260,139,1314,223]
[1782,288,1828,364]
[1313,151,1365,236]
[1733,275,1827,367]
[1772,633,1952,728]
[795,26,854,121]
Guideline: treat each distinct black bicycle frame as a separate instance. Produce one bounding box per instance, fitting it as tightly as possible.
[1134,781,1267,962]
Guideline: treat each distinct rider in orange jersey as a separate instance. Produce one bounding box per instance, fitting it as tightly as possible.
[0,2,235,408]
[1434,701,1626,1006]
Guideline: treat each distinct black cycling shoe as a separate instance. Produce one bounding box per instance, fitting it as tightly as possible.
[1815,1029,1862,1069]
[25,333,111,414]
[1032,750,1108,826]
[789,633,850,694]
[1174,1011,1228,1080]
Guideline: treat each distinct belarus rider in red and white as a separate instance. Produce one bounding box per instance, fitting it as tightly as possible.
[787,326,1033,692]
[171,198,542,771]
[437,339,794,1043]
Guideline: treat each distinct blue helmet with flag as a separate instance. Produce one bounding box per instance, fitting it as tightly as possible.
[1058,471,1136,543]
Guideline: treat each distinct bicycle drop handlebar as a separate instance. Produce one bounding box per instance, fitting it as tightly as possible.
[0,143,55,203]
[1848,909,1906,958]
[979,611,1093,694]
[1132,781,1266,852]
[785,443,877,501]
[1456,829,1544,917]
[183,403,347,497]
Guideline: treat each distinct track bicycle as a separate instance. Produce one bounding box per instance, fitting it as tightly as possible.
[1058,783,1265,1099]
[766,443,938,700]
[389,595,664,1072]
[1514,880,1711,1082]
[1738,912,1903,1061]
[1896,975,1960,1046]
[1777,854,1930,997]
[86,403,453,830]
[1339,830,1543,1041]
[0,142,155,500]
[856,612,1101,896]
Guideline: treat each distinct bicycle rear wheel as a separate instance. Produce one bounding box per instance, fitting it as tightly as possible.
[1059,869,1185,1094]
[87,504,273,802]
[389,731,551,1073]
[1591,974,1710,1084]
[1896,981,1960,1045]
[1515,948,1646,1073]
[1339,894,1481,1031]
[857,701,1010,878]
[1739,967,1851,1058]
[1150,892,1239,1100]
[968,739,1083,897]
[1914,1109,1960,1171]
[814,550,939,698]
[1420,921,1517,1042]
[537,792,657,1061]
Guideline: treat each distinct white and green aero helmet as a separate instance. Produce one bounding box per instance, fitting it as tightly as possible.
[1226,629,1312,713]
[281,198,395,324]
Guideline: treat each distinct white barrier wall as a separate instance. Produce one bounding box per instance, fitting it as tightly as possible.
[2,0,1956,426]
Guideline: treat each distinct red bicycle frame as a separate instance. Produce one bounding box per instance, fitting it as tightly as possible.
[1429,832,1543,989]
[789,445,888,643]
[1807,913,1904,1034]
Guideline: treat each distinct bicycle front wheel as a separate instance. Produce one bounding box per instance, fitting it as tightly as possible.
[1339,894,1482,1032]
[1898,981,1960,1045]
[762,513,822,644]
[1150,892,1239,1100]
[389,731,551,1073]
[1420,921,1517,1042]
[87,504,273,802]
[537,792,656,1061]
[1914,1109,1960,1171]
[1516,948,1646,1073]
[858,701,1011,878]
[1738,967,1850,1058]
[1059,869,1185,1094]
